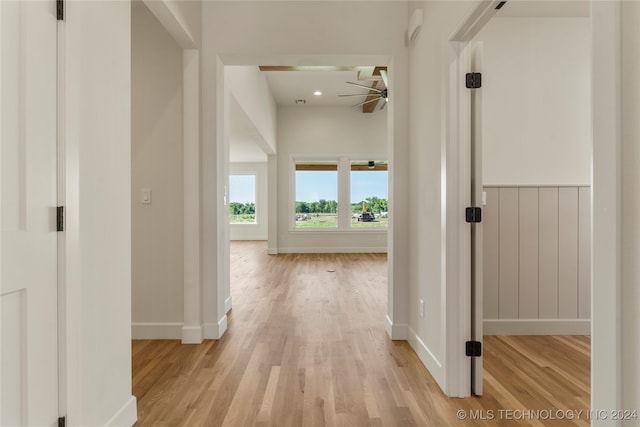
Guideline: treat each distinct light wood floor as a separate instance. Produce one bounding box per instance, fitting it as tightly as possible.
[133,241,590,426]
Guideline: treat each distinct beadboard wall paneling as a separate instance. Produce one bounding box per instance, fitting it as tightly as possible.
[538,188,560,319]
[498,188,519,319]
[578,187,591,319]
[483,188,500,319]
[482,186,591,335]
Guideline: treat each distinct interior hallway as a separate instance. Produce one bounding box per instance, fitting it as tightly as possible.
[132,241,590,426]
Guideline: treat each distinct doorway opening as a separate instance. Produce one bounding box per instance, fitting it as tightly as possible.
[224,63,392,335]
[450,0,593,407]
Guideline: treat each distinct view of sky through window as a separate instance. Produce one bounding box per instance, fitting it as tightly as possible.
[295,171,338,202]
[351,171,388,202]
[294,170,388,202]
[229,174,256,224]
[229,175,256,204]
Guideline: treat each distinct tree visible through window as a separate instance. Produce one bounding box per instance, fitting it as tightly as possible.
[295,162,338,228]
[229,174,256,224]
[351,161,388,228]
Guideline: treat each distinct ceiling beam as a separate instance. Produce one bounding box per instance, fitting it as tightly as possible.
[362,81,380,113]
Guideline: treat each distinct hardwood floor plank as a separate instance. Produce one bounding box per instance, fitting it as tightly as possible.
[133,241,590,426]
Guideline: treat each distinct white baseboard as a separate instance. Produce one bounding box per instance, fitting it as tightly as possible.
[384,315,408,340]
[103,395,137,427]
[181,325,204,344]
[131,322,182,340]
[483,319,591,335]
[204,315,228,339]
[266,247,278,255]
[407,327,445,391]
[229,234,267,241]
[278,247,387,254]
[224,296,233,313]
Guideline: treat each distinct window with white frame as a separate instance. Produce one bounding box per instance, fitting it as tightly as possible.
[294,161,338,228]
[292,158,388,230]
[229,174,257,224]
[350,161,388,228]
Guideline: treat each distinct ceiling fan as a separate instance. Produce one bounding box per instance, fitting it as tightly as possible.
[339,69,388,112]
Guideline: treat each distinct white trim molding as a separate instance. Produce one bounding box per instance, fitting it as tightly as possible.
[407,327,445,391]
[204,315,228,340]
[385,315,408,340]
[103,396,137,427]
[131,322,183,340]
[224,296,233,314]
[181,325,204,344]
[483,319,591,336]
[591,0,623,418]
[278,247,387,254]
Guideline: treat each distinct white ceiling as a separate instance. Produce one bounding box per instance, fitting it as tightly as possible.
[229,66,386,163]
[263,70,381,107]
[495,0,589,18]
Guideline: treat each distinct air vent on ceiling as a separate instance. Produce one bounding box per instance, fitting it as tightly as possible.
[295,99,306,105]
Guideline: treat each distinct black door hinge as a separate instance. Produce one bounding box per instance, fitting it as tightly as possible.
[57,206,65,232]
[466,341,482,357]
[465,207,482,223]
[57,0,64,21]
[465,72,482,89]
[58,416,66,427]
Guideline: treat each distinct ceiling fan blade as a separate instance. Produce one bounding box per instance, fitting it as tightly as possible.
[352,96,381,108]
[338,93,377,97]
[346,81,383,92]
[380,69,388,88]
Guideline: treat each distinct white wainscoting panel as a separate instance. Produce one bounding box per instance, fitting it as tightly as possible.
[538,188,560,319]
[483,186,591,335]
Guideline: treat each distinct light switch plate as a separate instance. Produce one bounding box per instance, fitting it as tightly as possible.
[141,189,151,204]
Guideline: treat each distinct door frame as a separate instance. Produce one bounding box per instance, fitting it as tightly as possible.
[217,54,399,341]
[446,0,622,409]
[445,0,499,399]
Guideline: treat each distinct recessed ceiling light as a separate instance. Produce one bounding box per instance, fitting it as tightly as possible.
[313,91,322,96]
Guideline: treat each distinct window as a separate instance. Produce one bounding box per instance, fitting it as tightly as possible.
[292,158,388,231]
[229,174,256,224]
[294,162,338,228]
[350,161,388,228]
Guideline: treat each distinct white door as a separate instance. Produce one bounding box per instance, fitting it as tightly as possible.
[467,42,484,396]
[1,1,59,425]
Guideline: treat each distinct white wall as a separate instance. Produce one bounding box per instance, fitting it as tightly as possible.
[201,0,410,341]
[622,0,640,417]
[476,17,591,186]
[407,0,473,394]
[230,162,268,241]
[142,0,201,48]
[164,0,201,45]
[482,185,591,335]
[226,66,278,155]
[276,106,387,253]
[63,1,136,425]
[131,3,184,339]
